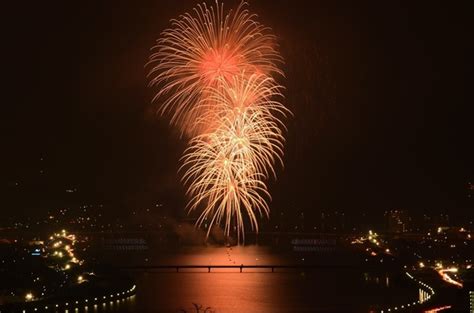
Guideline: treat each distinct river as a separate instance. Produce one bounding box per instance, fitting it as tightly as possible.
[85,245,418,312]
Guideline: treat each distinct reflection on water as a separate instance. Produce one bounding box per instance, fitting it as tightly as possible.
[92,246,417,313]
[363,272,390,287]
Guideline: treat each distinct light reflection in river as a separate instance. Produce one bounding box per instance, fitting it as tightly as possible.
[91,246,417,313]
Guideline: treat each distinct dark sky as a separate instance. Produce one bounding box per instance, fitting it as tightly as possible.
[3,1,472,221]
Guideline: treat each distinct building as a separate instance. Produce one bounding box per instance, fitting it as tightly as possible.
[384,210,410,233]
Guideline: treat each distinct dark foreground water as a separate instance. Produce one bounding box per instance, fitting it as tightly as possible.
[79,246,419,313]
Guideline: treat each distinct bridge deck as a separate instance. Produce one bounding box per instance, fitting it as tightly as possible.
[122,264,355,272]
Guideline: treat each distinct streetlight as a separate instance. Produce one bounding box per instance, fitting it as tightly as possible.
[25,293,34,301]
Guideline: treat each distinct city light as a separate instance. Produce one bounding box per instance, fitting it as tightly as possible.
[437,267,463,288]
[25,293,33,301]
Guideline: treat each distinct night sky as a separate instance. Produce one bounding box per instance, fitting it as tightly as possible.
[3,1,472,221]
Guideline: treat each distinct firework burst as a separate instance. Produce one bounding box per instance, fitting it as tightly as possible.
[148,1,290,241]
[147,0,282,137]
[191,74,289,178]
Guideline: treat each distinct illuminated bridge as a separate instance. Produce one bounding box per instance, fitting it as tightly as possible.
[121,264,356,272]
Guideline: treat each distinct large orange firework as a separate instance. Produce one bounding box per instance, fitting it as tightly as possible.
[147,0,282,137]
[148,1,290,241]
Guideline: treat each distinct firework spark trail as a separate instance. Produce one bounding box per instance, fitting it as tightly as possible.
[194,73,289,141]
[192,74,289,175]
[148,1,290,241]
[181,130,271,238]
[147,0,282,137]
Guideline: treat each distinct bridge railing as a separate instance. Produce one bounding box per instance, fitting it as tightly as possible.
[121,264,356,273]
